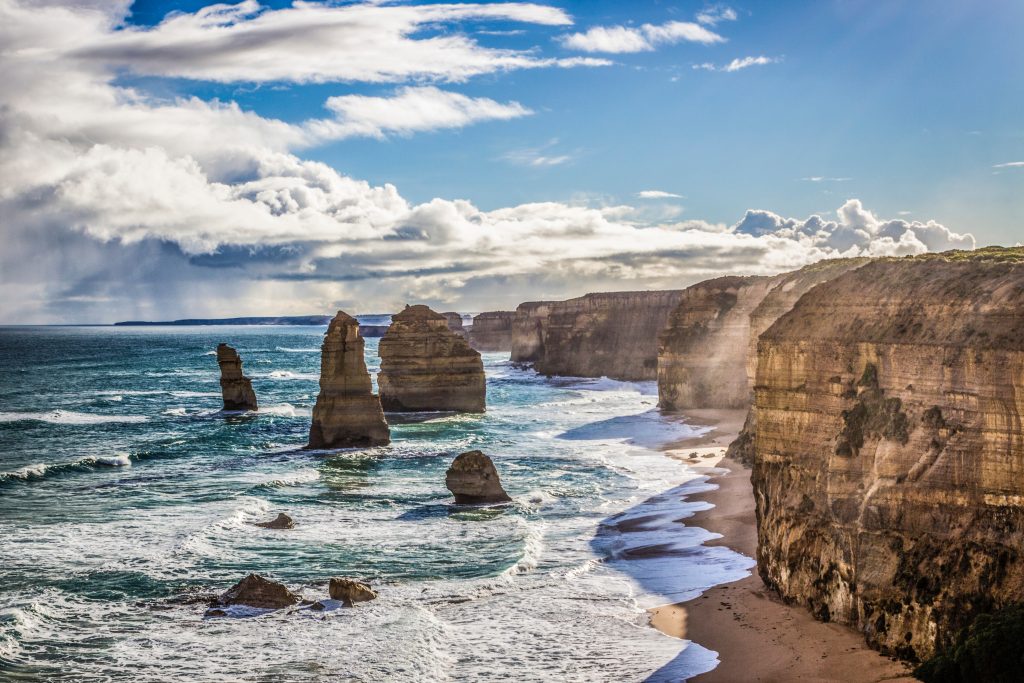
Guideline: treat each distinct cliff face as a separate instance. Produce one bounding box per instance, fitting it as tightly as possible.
[441,312,469,339]
[307,311,390,449]
[511,291,684,381]
[216,343,257,411]
[657,276,780,410]
[468,311,515,352]
[378,305,485,412]
[752,249,1024,661]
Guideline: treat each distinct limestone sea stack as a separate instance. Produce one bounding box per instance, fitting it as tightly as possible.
[445,450,512,504]
[307,311,390,449]
[378,305,485,412]
[441,312,469,339]
[216,343,258,411]
[468,311,515,352]
[751,248,1024,661]
[511,291,685,381]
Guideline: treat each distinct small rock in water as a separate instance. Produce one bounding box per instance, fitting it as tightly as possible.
[217,573,301,610]
[205,608,228,617]
[254,513,294,529]
[310,601,326,611]
[328,577,377,606]
[445,450,512,505]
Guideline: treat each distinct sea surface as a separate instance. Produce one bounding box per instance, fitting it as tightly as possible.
[0,325,753,682]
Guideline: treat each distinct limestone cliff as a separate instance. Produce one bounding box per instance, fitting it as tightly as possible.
[441,312,469,339]
[511,291,684,381]
[657,276,780,410]
[468,311,515,352]
[216,343,258,411]
[307,311,390,449]
[378,305,485,412]
[752,248,1024,661]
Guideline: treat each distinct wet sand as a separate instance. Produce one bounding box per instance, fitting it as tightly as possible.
[651,409,916,682]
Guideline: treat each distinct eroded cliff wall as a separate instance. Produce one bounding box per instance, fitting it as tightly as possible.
[511,291,684,381]
[469,311,515,352]
[752,249,1024,661]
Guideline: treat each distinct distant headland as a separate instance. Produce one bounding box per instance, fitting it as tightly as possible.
[114,316,334,326]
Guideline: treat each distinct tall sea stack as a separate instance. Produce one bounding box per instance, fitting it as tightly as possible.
[216,343,258,411]
[378,305,485,412]
[752,248,1024,660]
[307,312,390,449]
[469,311,515,352]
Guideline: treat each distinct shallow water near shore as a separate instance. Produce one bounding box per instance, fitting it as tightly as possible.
[0,325,752,681]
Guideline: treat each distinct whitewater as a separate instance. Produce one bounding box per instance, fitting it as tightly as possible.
[0,325,752,681]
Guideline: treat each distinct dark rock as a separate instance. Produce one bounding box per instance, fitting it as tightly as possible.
[217,573,301,610]
[328,577,377,606]
[217,343,258,411]
[254,513,294,529]
[445,450,512,504]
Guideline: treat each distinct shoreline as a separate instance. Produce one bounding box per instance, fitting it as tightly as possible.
[650,409,916,682]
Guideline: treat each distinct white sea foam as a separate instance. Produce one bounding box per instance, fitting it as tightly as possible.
[170,391,221,398]
[90,453,132,468]
[162,407,188,417]
[0,463,48,480]
[275,346,319,353]
[265,370,318,380]
[261,403,312,418]
[0,410,147,425]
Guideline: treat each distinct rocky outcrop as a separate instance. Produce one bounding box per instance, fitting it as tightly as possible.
[378,305,485,412]
[511,291,685,381]
[441,312,469,339]
[657,276,780,410]
[216,343,257,411]
[216,574,300,609]
[329,577,377,606]
[751,248,1024,661]
[307,311,390,449]
[469,311,515,352]
[254,513,294,529]
[445,450,512,504]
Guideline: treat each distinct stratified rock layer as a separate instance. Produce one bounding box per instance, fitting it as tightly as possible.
[469,311,515,352]
[216,343,258,411]
[441,312,469,339]
[752,248,1024,661]
[378,305,485,412]
[445,450,512,504]
[657,276,779,410]
[511,291,685,381]
[307,312,390,449]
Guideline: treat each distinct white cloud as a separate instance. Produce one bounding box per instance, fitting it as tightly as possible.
[0,1,976,323]
[695,55,779,72]
[801,176,852,183]
[637,190,683,199]
[696,6,738,26]
[502,140,574,167]
[560,21,724,53]
[993,161,1024,168]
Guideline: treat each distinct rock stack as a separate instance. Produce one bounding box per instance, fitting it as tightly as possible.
[441,312,469,339]
[307,311,390,449]
[378,305,485,412]
[469,311,515,352]
[216,343,258,411]
[445,450,511,504]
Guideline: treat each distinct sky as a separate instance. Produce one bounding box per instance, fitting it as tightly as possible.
[1,0,1021,323]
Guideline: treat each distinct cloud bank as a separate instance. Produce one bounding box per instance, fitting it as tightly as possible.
[0,0,975,323]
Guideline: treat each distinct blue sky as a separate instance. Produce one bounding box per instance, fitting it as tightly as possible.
[0,0,1019,322]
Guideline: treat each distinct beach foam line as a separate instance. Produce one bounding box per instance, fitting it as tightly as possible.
[0,410,147,425]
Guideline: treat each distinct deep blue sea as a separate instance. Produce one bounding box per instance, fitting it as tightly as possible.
[0,325,752,682]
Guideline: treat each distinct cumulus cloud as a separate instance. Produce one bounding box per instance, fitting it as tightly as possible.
[0,0,975,323]
[637,190,683,199]
[560,21,724,53]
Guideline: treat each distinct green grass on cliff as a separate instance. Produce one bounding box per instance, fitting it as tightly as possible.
[910,246,1024,263]
[915,604,1024,682]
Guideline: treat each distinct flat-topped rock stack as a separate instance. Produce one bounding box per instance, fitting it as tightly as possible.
[468,311,515,352]
[378,305,485,412]
[441,312,469,339]
[216,343,258,411]
[307,311,390,449]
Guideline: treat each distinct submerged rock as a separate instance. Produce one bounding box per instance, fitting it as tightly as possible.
[307,311,390,449]
[445,450,512,504]
[217,573,301,610]
[328,577,377,606]
[378,305,485,412]
[216,343,258,411]
[254,513,294,529]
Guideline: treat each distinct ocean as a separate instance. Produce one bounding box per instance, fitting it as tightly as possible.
[0,325,753,682]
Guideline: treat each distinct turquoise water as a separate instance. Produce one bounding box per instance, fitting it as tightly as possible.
[0,326,752,681]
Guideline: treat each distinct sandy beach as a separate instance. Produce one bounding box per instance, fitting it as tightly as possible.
[651,409,916,683]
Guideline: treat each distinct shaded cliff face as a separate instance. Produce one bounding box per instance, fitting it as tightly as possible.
[441,312,469,339]
[307,311,390,449]
[752,249,1024,661]
[378,305,485,412]
[469,311,515,352]
[657,276,780,410]
[216,343,257,411]
[511,291,684,381]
